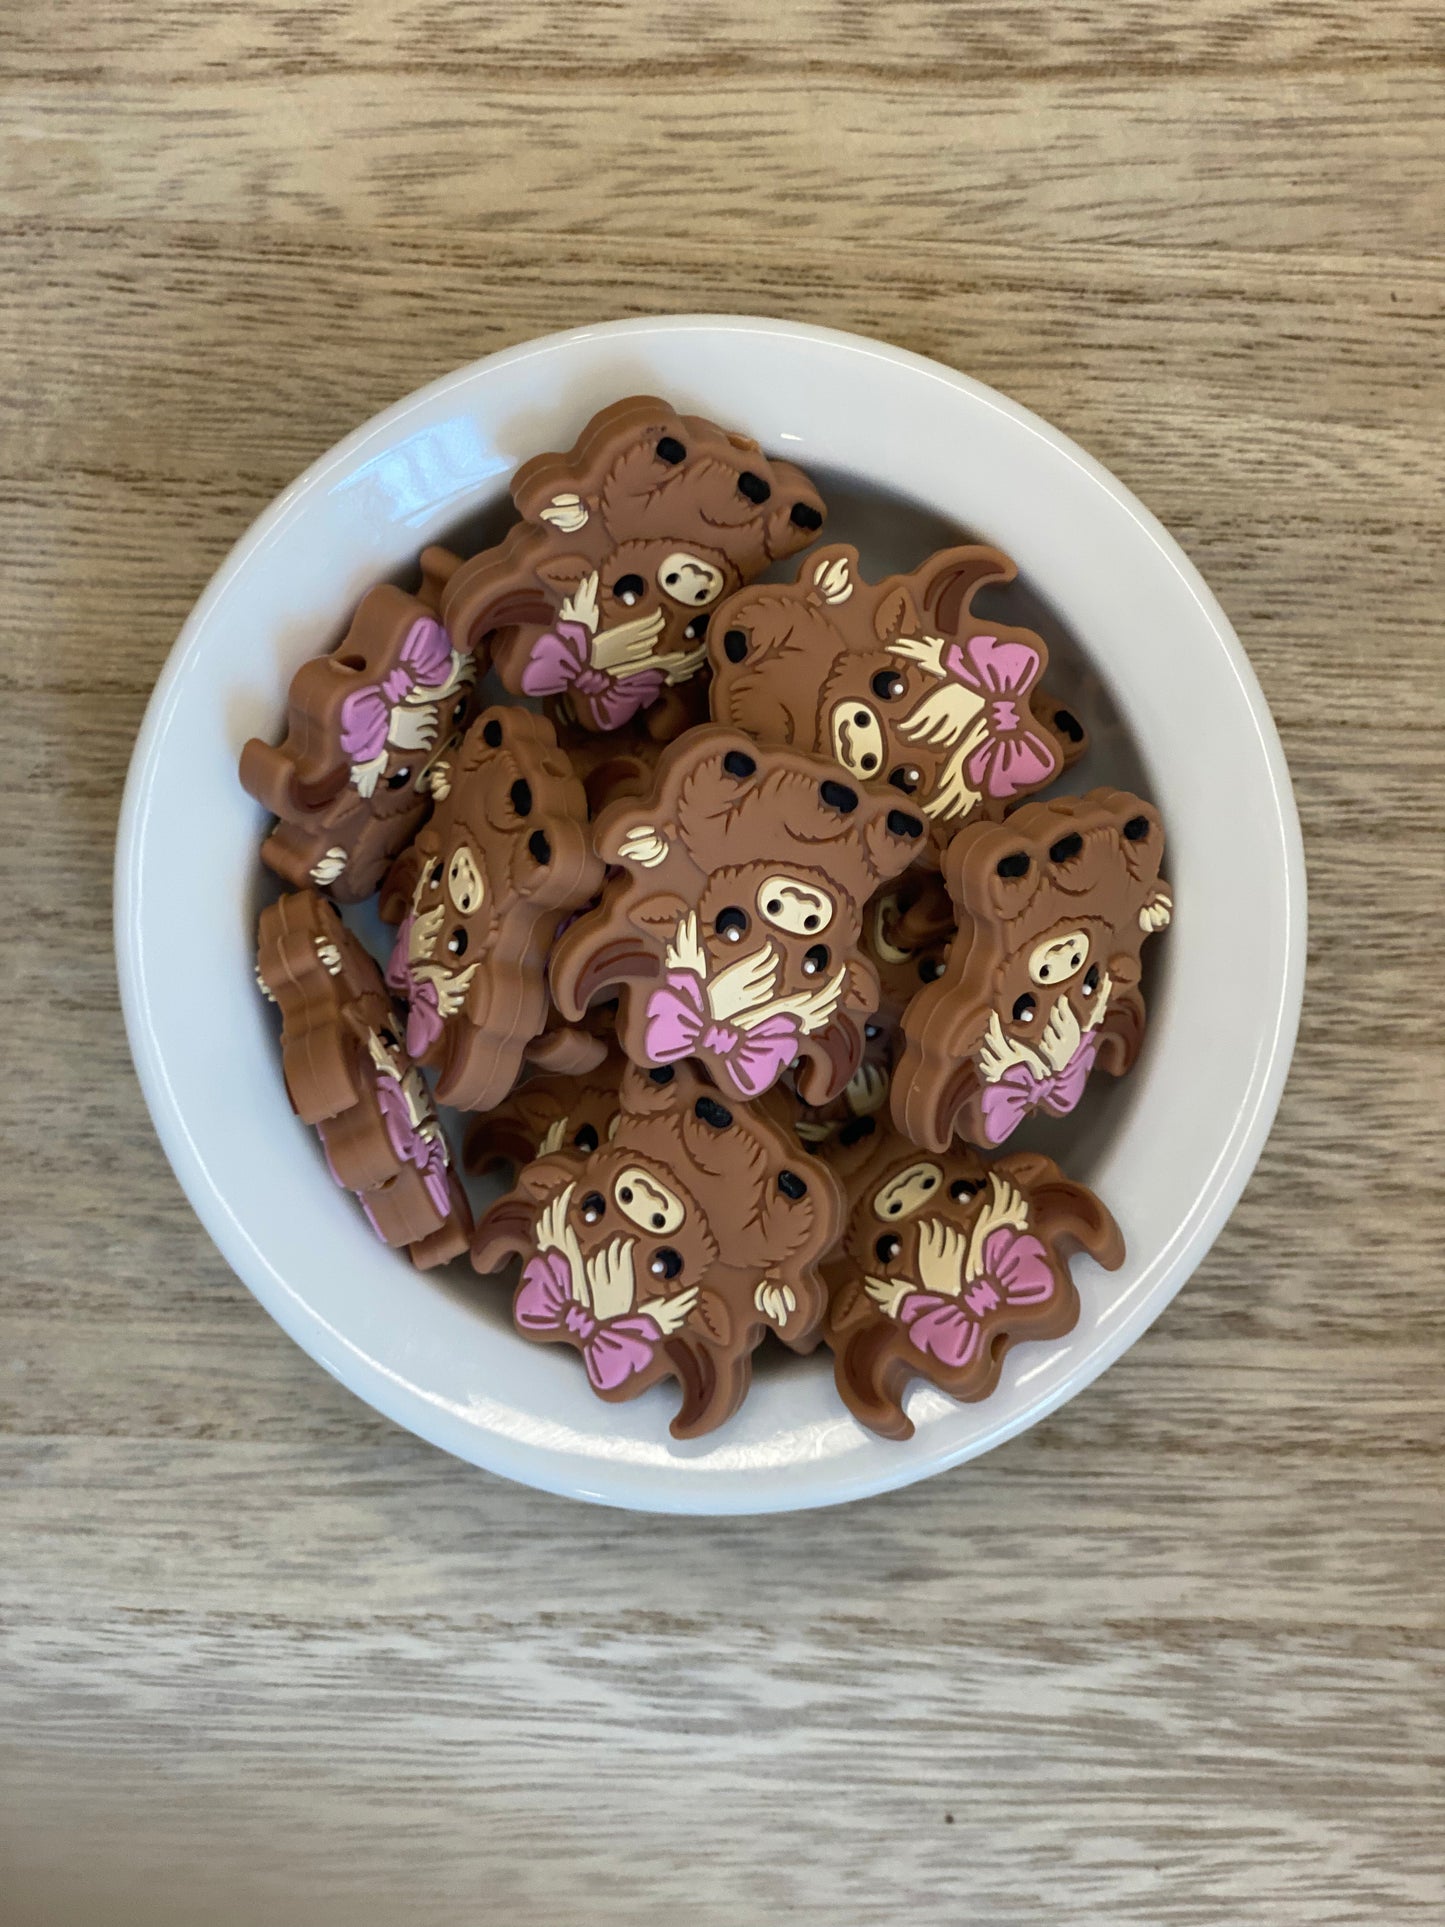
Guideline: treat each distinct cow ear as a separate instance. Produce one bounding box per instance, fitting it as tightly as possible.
[630,892,691,936]
[693,1288,732,1346]
[533,553,594,595]
[873,585,919,641]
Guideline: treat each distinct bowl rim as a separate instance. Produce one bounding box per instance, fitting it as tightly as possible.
[115,313,1307,1513]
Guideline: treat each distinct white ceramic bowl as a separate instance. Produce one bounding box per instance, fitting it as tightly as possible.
[115,316,1305,1513]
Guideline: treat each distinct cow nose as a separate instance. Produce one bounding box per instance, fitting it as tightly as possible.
[657,552,725,606]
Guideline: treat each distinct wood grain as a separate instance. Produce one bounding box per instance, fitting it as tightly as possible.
[2,2,1443,1922]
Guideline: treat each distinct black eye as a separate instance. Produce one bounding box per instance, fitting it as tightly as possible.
[790,503,822,531]
[613,573,646,605]
[510,779,532,817]
[714,906,749,942]
[737,471,770,503]
[1054,708,1084,742]
[528,831,551,864]
[428,862,444,889]
[650,1247,684,1279]
[482,719,503,748]
[872,670,906,701]
[918,957,944,984]
[580,1191,606,1224]
[446,928,468,957]
[950,1177,983,1200]
[683,614,708,641]
[723,750,755,779]
[656,436,686,465]
[838,1115,876,1147]
[887,810,923,840]
[1083,964,1100,995]
[1123,814,1150,842]
[888,766,920,794]
[386,766,413,789]
[695,1096,734,1129]
[820,779,857,813]
[1049,833,1083,864]
[777,1170,807,1199]
[802,944,829,976]
[573,1124,600,1152]
[648,1066,675,1085]
[379,1028,398,1048]
[723,628,747,663]
[451,697,468,725]
[865,1024,882,1040]
[997,852,1030,879]
[875,1234,901,1263]
[1012,992,1036,1023]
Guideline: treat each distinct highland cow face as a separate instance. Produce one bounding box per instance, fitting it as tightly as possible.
[822,1130,1122,1439]
[710,546,1064,852]
[445,400,828,736]
[891,791,1172,1153]
[844,1149,991,1282]
[978,915,1114,1062]
[537,536,738,667]
[379,708,601,1108]
[690,860,857,1033]
[393,729,570,1041]
[549,731,927,1105]
[347,651,480,817]
[964,808,1170,1076]
[472,1057,845,1435]
[818,648,977,815]
[547,1144,718,1311]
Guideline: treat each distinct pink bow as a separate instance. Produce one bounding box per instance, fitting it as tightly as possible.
[643,969,800,1098]
[385,915,444,1058]
[519,620,665,728]
[897,1226,1054,1366]
[515,1248,665,1392]
[942,633,1059,800]
[338,617,455,764]
[374,1072,451,1216]
[978,1030,1101,1145]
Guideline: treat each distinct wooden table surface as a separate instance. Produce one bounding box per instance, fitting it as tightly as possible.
[3,4,1443,1922]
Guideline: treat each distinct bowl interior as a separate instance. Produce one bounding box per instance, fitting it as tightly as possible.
[118,317,1301,1512]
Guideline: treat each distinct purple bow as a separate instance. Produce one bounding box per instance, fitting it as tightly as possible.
[942,633,1059,800]
[643,969,800,1098]
[338,618,454,764]
[897,1226,1054,1365]
[515,1248,665,1392]
[374,1071,451,1216]
[978,1030,1101,1146]
[385,915,444,1058]
[519,620,665,728]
